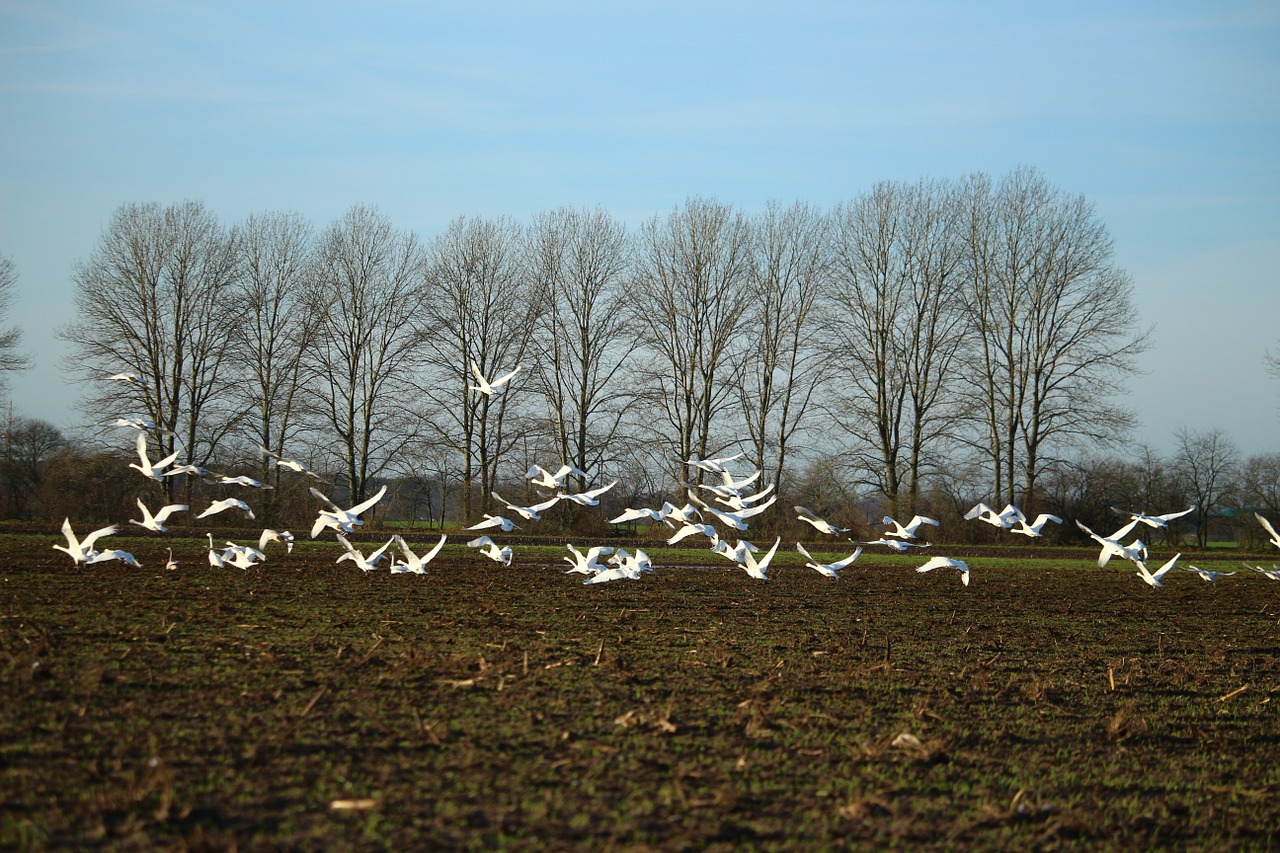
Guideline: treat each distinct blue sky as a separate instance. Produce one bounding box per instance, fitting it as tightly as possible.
[2,0,1277,455]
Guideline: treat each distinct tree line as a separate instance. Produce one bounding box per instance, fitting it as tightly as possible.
[8,166,1270,540]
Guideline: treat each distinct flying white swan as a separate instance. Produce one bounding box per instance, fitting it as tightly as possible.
[1134,553,1181,588]
[390,534,447,574]
[258,528,295,553]
[667,521,719,547]
[712,538,758,564]
[129,498,188,533]
[1178,563,1236,582]
[915,555,970,586]
[713,482,776,512]
[1255,513,1280,550]
[220,540,267,570]
[1243,562,1280,581]
[468,535,512,566]
[335,534,394,572]
[53,518,119,564]
[107,372,148,388]
[795,506,849,536]
[1075,520,1145,567]
[129,432,180,481]
[690,491,776,531]
[196,498,255,521]
[795,542,862,578]
[740,536,782,580]
[114,417,173,435]
[686,452,744,476]
[1010,513,1062,538]
[85,548,142,569]
[218,474,274,489]
[557,480,618,507]
[466,513,521,533]
[861,537,931,553]
[563,544,614,575]
[609,505,666,524]
[469,361,521,396]
[259,446,321,479]
[964,503,1024,529]
[883,514,940,540]
[492,491,561,521]
[1113,506,1194,529]
[527,464,587,490]
[162,463,216,482]
[309,485,388,538]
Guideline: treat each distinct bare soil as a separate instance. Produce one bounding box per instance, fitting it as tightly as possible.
[2,532,1278,850]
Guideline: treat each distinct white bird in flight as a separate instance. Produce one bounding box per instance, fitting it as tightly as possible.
[468,535,512,566]
[220,540,267,570]
[861,537,931,553]
[466,513,521,533]
[563,544,614,575]
[795,506,849,536]
[883,514,940,540]
[609,505,666,525]
[557,480,618,507]
[197,497,255,521]
[259,446,321,479]
[916,555,970,586]
[129,498,188,533]
[795,542,863,578]
[690,491,776,531]
[258,528,295,553]
[686,452,744,476]
[335,534,394,572]
[309,485,388,538]
[114,417,173,434]
[1178,563,1235,583]
[129,432,180,481]
[85,548,142,569]
[527,464,587,490]
[1243,562,1280,581]
[1113,506,1194,529]
[219,474,273,489]
[964,503,1024,529]
[1255,513,1280,550]
[667,521,719,547]
[108,372,148,388]
[1134,553,1181,588]
[390,534,447,574]
[1010,513,1062,538]
[740,536,782,580]
[492,491,561,521]
[469,361,521,396]
[53,518,118,564]
[1076,520,1145,567]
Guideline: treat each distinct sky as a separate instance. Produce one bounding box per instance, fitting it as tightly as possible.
[1,0,1277,456]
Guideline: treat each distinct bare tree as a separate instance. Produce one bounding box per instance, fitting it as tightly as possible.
[1173,426,1240,548]
[232,211,322,522]
[958,168,1149,512]
[526,206,635,489]
[305,204,427,505]
[58,201,245,501]
[1,412,67,518]
[0,254,32,386]
[629,197,755,486]
[825,180,968,516]
[736,200,827,495]
[418,215,536,521]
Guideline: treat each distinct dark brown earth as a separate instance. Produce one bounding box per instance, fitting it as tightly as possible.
[2,531,1278,850]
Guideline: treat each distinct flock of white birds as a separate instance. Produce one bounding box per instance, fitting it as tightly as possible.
[52,366,1280,587]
